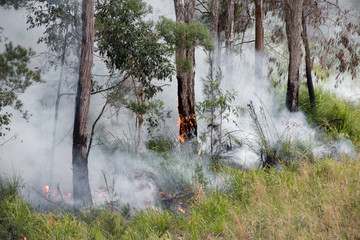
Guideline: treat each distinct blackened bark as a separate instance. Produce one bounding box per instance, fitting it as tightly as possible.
[255,0,264,79]
[174,0,197,141]
[72,0,93,207]
[285,0,303,112]
[302,10,316,109]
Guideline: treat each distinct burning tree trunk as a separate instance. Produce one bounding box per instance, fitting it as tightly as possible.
[72,0,94,207]
[255,0,264,79]
[174,0,197,142]
[225,0,234,78]
[302,9,316,109]
[285,0,304,112]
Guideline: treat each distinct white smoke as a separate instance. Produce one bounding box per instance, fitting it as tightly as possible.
[0,0,358,211]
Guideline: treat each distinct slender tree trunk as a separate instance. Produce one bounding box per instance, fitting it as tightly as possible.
[174,0,197,142]
[136,114,144,159]
[225,0,234,79]
[302,9,316,109]
[255,0,264,79]
[49,35,68,191]
[210,0,219,64]
[285,0,304,112]
[72,0,94,208]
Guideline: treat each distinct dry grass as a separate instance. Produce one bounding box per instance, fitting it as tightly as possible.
[1,158,359,239]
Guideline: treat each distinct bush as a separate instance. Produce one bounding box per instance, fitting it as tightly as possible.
[299,86,360,149]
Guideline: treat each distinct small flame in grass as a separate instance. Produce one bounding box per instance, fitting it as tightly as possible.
[41,185,72,202]
[52,189,58,196]
[178,205,185,214]
[98,188,106,198]
[42,185,50,199]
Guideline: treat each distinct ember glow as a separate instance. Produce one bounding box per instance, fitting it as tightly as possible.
[42,185,50,199]
[98,188,106,198]
[177,205,185,214]
[40,185,72,202]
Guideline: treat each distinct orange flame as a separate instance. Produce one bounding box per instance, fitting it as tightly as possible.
[179,134,185,143]
[52,189,58,196]
[98,188,106,198]
[178,205,185,214]
[42,185,50,199]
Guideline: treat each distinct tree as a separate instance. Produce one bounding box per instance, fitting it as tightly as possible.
[209,0,219,63]
[255,0,264,79]
[157,17,212,143]
[27,0,81,192]
[0,0,27,9]
[95,0,174,158]
[0,42,42,137]
[301,6,315,109]
[173,0,198,143]
[284,0,304,112]
[197,54,240,167]
[72,0,94,207]
[225,0,234,78]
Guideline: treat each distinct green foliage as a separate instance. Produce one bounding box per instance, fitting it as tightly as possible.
[0,0,27,9]
[157,17,213,52]
[0,176,23,200]
[96,0,174,94]
[146,136,173,155]
[27,0,80,59]
[299,85,360,148]
[197,54,242,157]
[313,64,330,81]
[0,42,42,136]
[126,99,164,126]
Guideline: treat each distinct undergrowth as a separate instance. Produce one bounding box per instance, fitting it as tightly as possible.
[299,85,360,149]
[1,157,360,239]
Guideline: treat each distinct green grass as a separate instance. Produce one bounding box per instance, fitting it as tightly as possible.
[1,157,360,239]
[299,85,360,149]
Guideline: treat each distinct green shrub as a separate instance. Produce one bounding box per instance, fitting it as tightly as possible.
[299,85,360,149]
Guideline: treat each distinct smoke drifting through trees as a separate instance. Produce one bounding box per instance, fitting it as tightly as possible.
[0,0,359,210]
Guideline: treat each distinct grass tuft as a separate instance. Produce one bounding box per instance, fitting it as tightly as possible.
[299,85,360,149]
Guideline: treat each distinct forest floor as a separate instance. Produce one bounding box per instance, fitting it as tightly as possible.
[1,156,360,239]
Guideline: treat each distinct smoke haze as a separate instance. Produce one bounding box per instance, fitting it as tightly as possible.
[0,0,359,209]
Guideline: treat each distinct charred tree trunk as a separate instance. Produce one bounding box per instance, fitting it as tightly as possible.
[174,0,197,142]
[302,9,316,109]
[255,0,264,79]
[225,0,234,79]
[72,0,94,208]
[210,0,219,64]
[285,0,304,112]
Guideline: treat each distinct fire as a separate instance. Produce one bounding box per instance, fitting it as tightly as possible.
[179,134,185,143]
[42,185,50,199]
[178,205,185,214]
[41,185,72,202]
[98,188,106,198]
[52,189,58,196]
